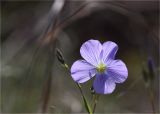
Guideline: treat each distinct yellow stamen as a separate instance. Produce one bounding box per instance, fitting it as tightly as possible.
[96,62,106,73]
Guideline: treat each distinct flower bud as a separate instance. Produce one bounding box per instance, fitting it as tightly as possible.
[90,86,95,94]
[56,48,65,65]
[147,58,155,81]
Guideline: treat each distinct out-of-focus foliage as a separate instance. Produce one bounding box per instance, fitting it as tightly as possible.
[1,0,159,113]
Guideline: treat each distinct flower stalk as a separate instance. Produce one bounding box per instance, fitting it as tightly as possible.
[142,58,156,114]
[56,48,92,114]
[65,65,92,114]
[148,87,155,114]
[92,94,100,113]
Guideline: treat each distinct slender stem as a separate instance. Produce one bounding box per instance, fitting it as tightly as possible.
[63,64,92,114]
[91,94,96,108]
[42,72,52,113]
[76,83,92,114]
[92,94,100,113]
[148,87,155,114]
[42,45,55,113]
[55,2,89,29]
[76,83,85,100]
[63,65,83,96]
[116,76,142,98]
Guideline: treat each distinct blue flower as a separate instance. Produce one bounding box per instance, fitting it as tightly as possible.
[71,39,128,94]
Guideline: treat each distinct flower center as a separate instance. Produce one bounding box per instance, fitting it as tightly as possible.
[96,62,106,73]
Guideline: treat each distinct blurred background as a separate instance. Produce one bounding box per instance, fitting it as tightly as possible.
[1,0,159,113]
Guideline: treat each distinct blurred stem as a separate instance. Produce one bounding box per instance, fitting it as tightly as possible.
[42,46,55,113]
[42,72,52,113]
[55,2,89,29]
[147,86,155,114]
[116,76,142,98]
[63,63,92,114]
[91,94,96,108]
[92,94,100,113]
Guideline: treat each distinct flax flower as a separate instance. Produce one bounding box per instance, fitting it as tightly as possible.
[71,39,128,94]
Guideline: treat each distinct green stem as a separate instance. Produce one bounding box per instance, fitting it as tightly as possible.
[92,94,100,113]
[77,83,92,114]
[91,94,96,108]
[148,87,155,114]
[63,63,92,114]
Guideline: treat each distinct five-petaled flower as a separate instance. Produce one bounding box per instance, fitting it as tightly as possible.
[71,39,128,94]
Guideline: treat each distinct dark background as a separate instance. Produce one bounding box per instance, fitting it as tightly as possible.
[1,0,159,113]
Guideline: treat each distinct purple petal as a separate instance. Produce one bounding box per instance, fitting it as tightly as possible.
[93,74,116,94]
[102,41,118,62]
[71,60,96,83]
[80,39,102,66]
[106,60,128,83]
